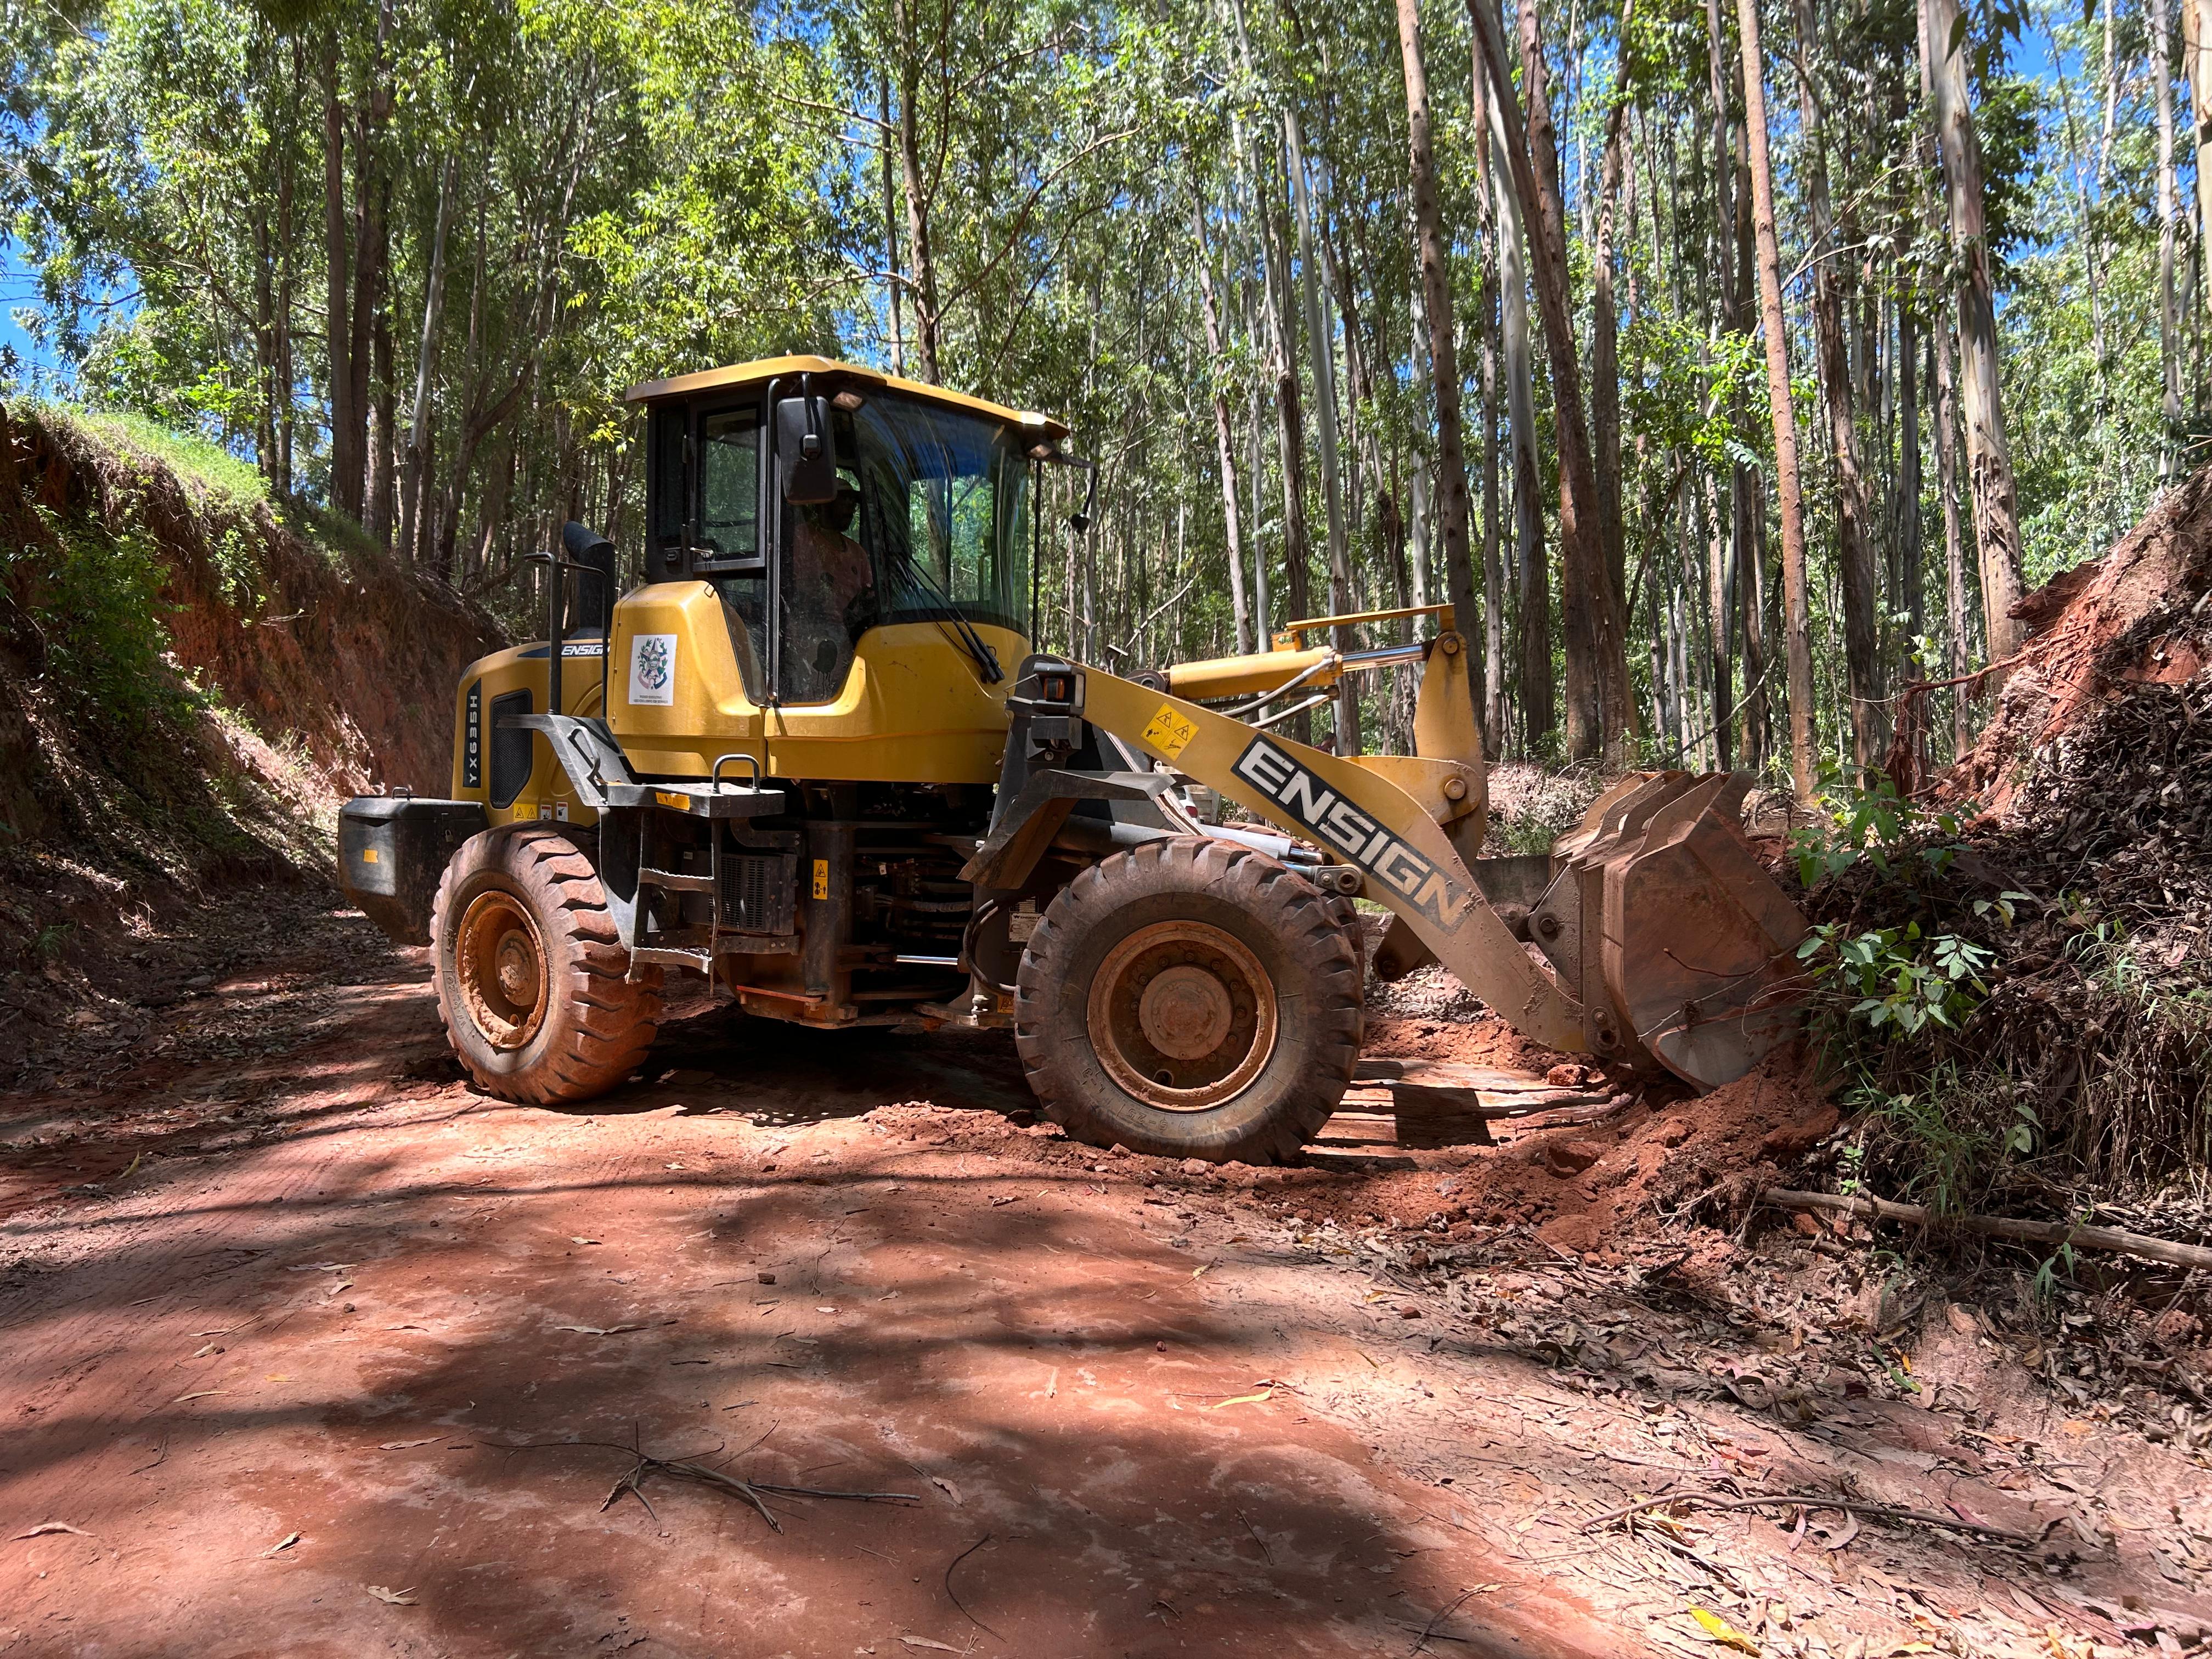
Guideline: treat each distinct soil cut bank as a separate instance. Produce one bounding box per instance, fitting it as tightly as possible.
[1808,462,2212,1193]
[0,403,503,1082]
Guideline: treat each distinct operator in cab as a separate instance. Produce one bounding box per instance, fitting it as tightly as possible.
[790,479,874,679]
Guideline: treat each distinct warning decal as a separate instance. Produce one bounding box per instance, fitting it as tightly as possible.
[1141,701,1200,760]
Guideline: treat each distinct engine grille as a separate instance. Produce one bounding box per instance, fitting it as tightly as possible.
[719,852,798,935]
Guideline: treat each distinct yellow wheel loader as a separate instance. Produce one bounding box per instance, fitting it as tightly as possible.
[338,356,1806,1162]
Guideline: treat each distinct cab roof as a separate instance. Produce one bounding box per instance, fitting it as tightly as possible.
[622,354,1070,443]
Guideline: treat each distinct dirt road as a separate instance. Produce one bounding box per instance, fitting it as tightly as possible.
[3,893,2208,1657]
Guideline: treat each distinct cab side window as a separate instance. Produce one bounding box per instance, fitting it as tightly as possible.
[696,405,767,696]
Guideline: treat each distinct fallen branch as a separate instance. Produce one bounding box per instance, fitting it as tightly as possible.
[1763,1188,2212,1272]
[1480,1092,1637,1126]
[1582,1490,2049,1546]
[506,1434,920,1533]
[603,1457,918,1533]
[944,1531,1002,1641]
[1407,1587,1476,1655]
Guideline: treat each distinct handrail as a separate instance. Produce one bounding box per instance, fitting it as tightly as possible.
[711,752,763,793]
[1276,602,1454,648]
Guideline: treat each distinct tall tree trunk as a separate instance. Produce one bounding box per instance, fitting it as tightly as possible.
[1406,220,1437,618]
[881,74,904,379]
[1283,111,1356,750]
[1477,53,1553,751]
[1735,0,1819,799]
[346,0,393,521]
[1738,469,1770,767]
[1260,150,1314,635]
[1932,309,1973,754]
[366,298,396,551]
[2188,0,2212,375]
[1898,294,1925,640]
[1704,0,1746,768]
[1471,74,1510,748]
[1397,0,1483,736]
[253,196,276,486]
[1227,0,1312,650]
[1191,197,1252,653]
[2154,0,2185,478]
[1244,284,1272,635]
[274,64,297,498]
[1792,0,1885,771]
[1701,471,1735,771]
[1592,0,1637,623]
[1480,266,1511,750]
[321,36,355,518]
[400,150,458,568]
[1923,0,2026,665]
[1704,0,1740,332]
[1471,0,1633,764]
[893,0,941,385]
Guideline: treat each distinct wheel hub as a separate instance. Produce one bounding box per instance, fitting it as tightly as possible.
[1137,965,1233,1058]
[1087,921,1277,1111]
[456,890,550,1051]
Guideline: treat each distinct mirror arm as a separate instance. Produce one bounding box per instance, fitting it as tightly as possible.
[1043,451,1100,534]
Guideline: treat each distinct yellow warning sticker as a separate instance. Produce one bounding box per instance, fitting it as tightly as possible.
[811,859,830,900]
[360,847,379,864]
[1142,701,1200,760]
[654,790,691,811]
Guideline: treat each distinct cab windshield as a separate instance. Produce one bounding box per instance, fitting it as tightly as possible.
[777,393,1031,704]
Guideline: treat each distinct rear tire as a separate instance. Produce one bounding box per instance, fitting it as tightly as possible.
[1014,837,1363,1163]
[430,827,662,1105]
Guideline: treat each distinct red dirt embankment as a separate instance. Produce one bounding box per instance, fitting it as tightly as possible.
[0,402,503,1077]
[0,403,501,828]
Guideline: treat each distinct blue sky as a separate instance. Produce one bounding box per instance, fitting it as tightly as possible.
[2,241,61,389]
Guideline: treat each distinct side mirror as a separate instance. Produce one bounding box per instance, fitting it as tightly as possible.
[775,393,839,504]
[1065,455,1099,534]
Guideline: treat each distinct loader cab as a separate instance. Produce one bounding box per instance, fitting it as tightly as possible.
[632,357,1058,709]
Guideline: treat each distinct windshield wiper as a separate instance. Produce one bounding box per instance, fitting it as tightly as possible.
[887,557,1003,685]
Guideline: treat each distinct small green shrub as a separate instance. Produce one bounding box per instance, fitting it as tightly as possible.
[1790,765,1964,888]
[5,507,193,737]
[1797,919,1995,1037]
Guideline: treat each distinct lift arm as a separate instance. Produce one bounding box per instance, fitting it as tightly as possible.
[1069,658,1589,1056]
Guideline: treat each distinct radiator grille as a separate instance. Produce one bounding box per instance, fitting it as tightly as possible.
[719,852,797,935]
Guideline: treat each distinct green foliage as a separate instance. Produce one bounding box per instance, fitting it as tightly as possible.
[32,406,270,515]
[1790,770,2032,1050]
[1798,918,1993,1037]
[4,507,191,738]
[1839,1068,2041,1216]
[1790,768,1966,888]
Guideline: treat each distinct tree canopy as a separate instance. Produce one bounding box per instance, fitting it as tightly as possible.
[1,0,2195,780]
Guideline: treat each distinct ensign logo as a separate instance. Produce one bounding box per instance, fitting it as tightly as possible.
[1230,737,1471,928]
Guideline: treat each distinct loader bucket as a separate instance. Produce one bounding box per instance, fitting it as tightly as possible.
[1564,773,1808,1090]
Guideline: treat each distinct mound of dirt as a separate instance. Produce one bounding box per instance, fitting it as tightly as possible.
[1245,1015,1838,1261]
[1949,464,2212,820]
[1814,467,2212,1190]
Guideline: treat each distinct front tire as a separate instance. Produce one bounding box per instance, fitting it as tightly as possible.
[1014,837,1363,1163]
[430,827,662,1105]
